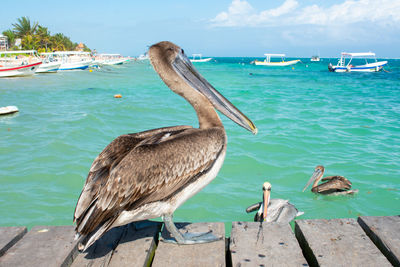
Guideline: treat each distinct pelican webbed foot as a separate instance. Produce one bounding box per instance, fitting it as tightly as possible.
[162,214,222,244]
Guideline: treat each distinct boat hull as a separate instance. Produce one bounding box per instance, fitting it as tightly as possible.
[0,106,19,115]
[329,61,387,72]
[36,62,61,73]
[190,58,212,63]
[58,60,92,71]
[0,62,42,77]
[254,59,300,66]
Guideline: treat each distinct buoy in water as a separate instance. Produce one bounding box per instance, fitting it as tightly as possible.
[114,94,122,98]
[89,69,93,72]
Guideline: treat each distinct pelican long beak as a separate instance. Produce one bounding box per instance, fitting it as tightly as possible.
[302,168,323,192]
[262,189,270,221]
[172,52,257,134]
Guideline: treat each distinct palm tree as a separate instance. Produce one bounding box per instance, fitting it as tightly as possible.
[22,34,39,50]
[36,25,51,50]
[12,17,38,38]
[2,30,15,48]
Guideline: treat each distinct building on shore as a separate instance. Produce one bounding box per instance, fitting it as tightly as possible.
[0,34,8,50]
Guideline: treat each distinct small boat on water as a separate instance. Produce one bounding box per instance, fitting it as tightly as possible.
[311,55,320,62]
[0,50,42,77]
[254,54,300,66]
[190,54,212,62]
[95,54,130,66]
[328,52,387,72]
[41,51,93,71]
[36,53,61,73]
[0,106,19,115]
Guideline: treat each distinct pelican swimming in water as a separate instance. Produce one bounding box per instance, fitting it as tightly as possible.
[73,41,257,251]
[302,165,358,195]
[246,182,304,223]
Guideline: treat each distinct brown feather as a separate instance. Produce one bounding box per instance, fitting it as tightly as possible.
[74,126,225,236]
[312,176,352,194]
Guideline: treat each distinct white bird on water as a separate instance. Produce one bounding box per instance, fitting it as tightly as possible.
[246,182,304,223]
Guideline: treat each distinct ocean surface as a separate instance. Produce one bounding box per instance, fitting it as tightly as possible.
[1,57,399,233]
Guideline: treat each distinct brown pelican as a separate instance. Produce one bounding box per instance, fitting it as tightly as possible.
[73,41,257,251]
[246,182,304,223]
[302,165,358,195]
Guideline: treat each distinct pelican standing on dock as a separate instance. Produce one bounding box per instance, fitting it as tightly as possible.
[246,182,304,223]
[302,165,358,195]
[73,41,257,251]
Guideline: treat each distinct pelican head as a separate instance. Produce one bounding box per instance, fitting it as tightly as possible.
[149,41,257,134]
[262,182,271,221]
[302,165,325,192]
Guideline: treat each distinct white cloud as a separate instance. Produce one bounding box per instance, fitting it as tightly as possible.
[210,0,400,27]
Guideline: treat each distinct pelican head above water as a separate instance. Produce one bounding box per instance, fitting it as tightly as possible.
[246,182,304,223]
[302,165,358,195]
[73,41,257,251]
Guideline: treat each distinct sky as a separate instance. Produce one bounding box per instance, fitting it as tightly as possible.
[1,0,400,57]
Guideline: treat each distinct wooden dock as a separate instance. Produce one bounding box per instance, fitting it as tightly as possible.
[0,215,398,266]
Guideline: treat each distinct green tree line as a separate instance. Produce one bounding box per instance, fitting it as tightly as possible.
[2,17,91,52]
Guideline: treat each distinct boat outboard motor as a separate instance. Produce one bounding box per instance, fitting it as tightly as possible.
[328,63,334,72]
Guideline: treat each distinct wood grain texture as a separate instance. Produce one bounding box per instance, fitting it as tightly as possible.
[0,226,78,267]
[295,218,391,266]
[152,222,225,267]
[230,221,308,267]
[0,227,27,257]
[358,215,400,266]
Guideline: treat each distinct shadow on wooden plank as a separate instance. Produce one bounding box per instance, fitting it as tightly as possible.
[295,218,391,267]
[72,220,161,266]
[0,227,27,257]
[358,215,400,267]
[152,222,225,267]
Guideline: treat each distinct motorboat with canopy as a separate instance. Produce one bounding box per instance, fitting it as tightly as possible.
[328,52,387,72]
[254,53,300,66]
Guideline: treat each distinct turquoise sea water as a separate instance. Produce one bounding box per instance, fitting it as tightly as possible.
[1,58,399,233]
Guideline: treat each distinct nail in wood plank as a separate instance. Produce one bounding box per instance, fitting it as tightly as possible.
[358,215,400,266]
[0,226,78,267]
[0,227,27,257]
[152,222,225,267]
[295,218,391,266]
[230,221,308,266]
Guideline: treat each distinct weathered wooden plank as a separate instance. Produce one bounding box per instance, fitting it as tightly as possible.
[230,221,308,267]
[71,221,161,267]
[71,224,128,267]
[295,218,391,266]
[108,221,161,267]
[358,215,400,266]
[0,225,78,267]
[0,227,27,257]
[152,222,225,267]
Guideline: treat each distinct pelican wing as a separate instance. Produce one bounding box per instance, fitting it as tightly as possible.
[313,176,352,194]
[74,125,192,223]
[74,126,225,236]
[246,202,261,213]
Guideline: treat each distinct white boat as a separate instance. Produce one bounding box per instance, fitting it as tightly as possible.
[0,50,42,77]
[311,55,320,62]
[0,106,19,115]
[36,53,61,73]
[96,54,130,66]
[137,53,149,61]
[328,52,387,72]
[254,54,300,66]
[190,54,212,62]
[41,51,93,70]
